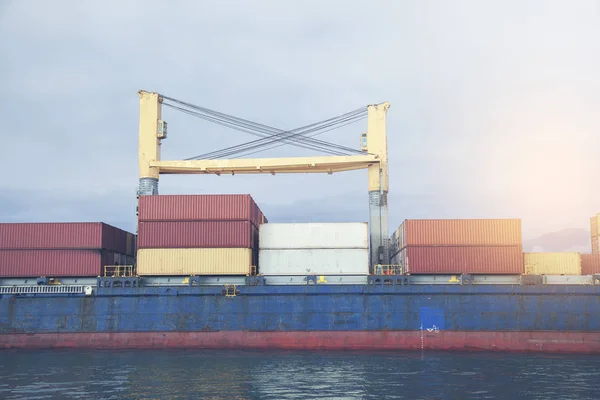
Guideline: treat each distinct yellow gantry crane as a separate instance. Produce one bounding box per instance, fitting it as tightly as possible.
[137,90,391,267]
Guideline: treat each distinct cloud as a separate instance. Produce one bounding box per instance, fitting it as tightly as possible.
[0,187,136,233]
[523,228,592,253]
[1,0,599,241]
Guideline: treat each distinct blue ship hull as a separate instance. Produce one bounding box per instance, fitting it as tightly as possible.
[2,280,600,353]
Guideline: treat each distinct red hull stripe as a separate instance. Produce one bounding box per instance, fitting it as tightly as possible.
[2,331,600,353]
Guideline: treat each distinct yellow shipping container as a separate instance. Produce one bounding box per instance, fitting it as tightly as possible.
[591,214,600,237]
[137,248,253,276]
[523,252,581,275]
[592,235,600,254]
[591,214,600,254]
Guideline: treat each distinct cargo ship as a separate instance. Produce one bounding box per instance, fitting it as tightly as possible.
[2,91,600,353]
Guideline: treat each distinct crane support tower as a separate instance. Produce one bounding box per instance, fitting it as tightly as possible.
[137,90,391,267]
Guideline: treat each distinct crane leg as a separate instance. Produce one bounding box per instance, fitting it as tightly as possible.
[137,90,162,197]
[138,178,159,196]
[369,190,389,271]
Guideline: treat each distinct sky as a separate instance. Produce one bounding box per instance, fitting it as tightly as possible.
[1,0,599,241]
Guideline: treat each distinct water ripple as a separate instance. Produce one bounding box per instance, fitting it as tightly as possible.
[0,350,598,400]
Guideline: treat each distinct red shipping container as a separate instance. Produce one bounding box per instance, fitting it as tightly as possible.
[137,221,257,249]
[395,246,524,275]
[581,254,600,275]
[391,219,522,251]
[138,194,267,227]
[0,249,123,277]
[0,222,134,255]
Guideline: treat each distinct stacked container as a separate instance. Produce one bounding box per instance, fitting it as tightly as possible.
[258,222,369,276]
[581,254,600,275]
[0,222,135,277]
[389,219,524,275]
[136,194,267,276]
[590,214,600,254]
[523,252,582,275]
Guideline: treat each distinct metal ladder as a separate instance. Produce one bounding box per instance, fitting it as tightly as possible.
[224,284,237,297]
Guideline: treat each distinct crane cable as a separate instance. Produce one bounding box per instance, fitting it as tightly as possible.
[162,99,366,158]
[163,103,347,156]
[163,102,363,157]
[159,94,368,159]
[184,108,367,160]
[160,94,365,154]
[231,115,370,159]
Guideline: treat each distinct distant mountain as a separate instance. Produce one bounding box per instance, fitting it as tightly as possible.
[523,228,591,253]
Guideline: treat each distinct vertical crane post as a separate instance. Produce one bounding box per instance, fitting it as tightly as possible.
[366,102,391,270]
[137,90,163,196]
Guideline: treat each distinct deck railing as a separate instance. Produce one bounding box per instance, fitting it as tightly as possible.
[103,265,135,277]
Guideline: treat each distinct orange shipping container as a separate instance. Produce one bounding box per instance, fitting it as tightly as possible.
[581,254,600,275]
[0,249,125,277]
[137,194,266,228]
[137,221,257,249]
[393,246,524,275]
[390,219,522,253]
[0,222,134,256]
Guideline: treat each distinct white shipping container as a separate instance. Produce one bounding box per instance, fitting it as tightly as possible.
[259,222,368,249]
[258,249,369,275]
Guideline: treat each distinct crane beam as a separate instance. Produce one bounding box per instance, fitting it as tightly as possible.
[150,155,378,175]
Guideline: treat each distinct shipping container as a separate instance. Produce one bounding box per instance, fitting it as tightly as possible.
[137,194,266,227]
[389,224,402,256]
[0,249,122,277]
[390,250,401,267]
[0,222,133,255]
[391,246,524,275]
[258,208,268,225]
[389,219,522,254]
[258,249,369,275]
[105,224,130,255]
[126,234,136,257]
[259,223,368,250]
[524,252,581,275]
[136,248,254,276]
[581,254,600,275]
[138,221,257,249]
[591,214,600,237]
